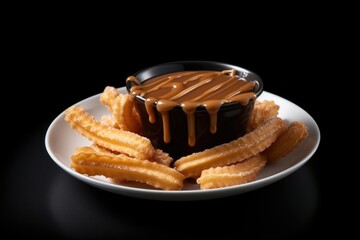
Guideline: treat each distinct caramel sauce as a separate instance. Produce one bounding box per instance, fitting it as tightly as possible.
[127,70,256,146]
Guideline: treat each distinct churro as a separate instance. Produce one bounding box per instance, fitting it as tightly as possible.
[71,147,184,190]
[197,154,267,189]
[249,100,280,131]
[100,86,119,112]
[264,121,309,162]
[113,94,142,134]
[65,106,154,160]
[91,144,120,156]
[92,144,172,166]
[152,149,173,167]
[174,117,286,178]
[100,115,119,128]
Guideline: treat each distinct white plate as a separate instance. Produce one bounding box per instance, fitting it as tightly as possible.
[45,88,320,201]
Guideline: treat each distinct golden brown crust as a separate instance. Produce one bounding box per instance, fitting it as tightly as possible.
[264,121,309,162]
[65,106,154,160]
[100,115,119,128]
[249,100,280,131]
[71,147,184,190]
[92,144,173,166]
[91,144,121,156]
[174,117,286,178]
[113,94,143,134]
[100,86,119,112]
[197,154,267,189]
[152,149,174,167]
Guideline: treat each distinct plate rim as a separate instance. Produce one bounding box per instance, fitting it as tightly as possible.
[45,89,320,200]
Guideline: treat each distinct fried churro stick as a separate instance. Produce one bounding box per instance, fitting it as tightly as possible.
[264,121,308,162]
[197,154,267,189]
[100,86,119,112]
[249,100,280,131]
[100,115,119,128]
[174,117,286,178]
[132,105,142,128]
[113,94,143,134]
[100,86,142,134]
[152,149,174,167]
[65,106,154,160]
[71,147,184,190]
[92,144,173,166]
[92,144,120,156]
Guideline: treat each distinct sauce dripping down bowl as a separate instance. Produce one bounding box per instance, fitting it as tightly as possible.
[126,61,263,160]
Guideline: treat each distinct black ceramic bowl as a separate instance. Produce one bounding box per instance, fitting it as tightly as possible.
[126,61,263,159]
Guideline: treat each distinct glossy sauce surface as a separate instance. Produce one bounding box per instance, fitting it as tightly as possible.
[128,70,256,146]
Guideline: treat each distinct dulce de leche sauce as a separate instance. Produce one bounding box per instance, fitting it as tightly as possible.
[127,70,256,147]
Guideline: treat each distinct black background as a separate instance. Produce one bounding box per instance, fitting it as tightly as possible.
[3,23,340,238]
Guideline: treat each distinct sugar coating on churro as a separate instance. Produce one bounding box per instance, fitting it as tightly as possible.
[197,154,267,189]
[71,147,184,190]
[100,86,119,112]
[249,100,280,131]
[112,94,142,134]
[264,121,308,162]
[100,115,119,128]
[174,117,286,178]
[65,106,154,160]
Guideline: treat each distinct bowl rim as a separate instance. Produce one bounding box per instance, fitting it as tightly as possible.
[126,60,263,110]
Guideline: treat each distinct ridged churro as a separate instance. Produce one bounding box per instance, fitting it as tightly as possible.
[71,147,184,190]
[264,121,309,162]
[100,86,119,112]
[197,154,267,189]
[100,115,119,128]
[65,106,154,160]
[92,144,173,166]
[91,144,120,156]
[249,100,280,131]
[113,94,142,134]
[152,149,174,167]
[174,117,286,178]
